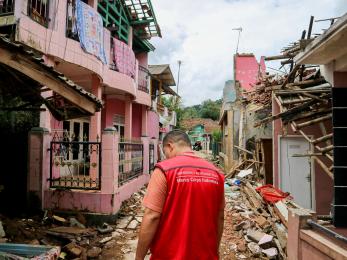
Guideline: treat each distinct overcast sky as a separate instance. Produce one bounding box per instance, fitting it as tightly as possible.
[148,0,346,106]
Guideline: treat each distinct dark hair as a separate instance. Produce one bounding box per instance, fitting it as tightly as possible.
[163,130,191,147]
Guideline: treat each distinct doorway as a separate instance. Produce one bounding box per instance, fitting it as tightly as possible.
[279,136,313,209]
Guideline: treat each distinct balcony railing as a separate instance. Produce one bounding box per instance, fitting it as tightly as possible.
[28,0,49,27]
[118,142,143,186]
[138,65,149,93]
[0,0,14,16]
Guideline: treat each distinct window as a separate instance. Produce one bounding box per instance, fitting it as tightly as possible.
[0,0,15,15]
[28,0,49,26]
[113,114,125,140]
[63,119,90,161]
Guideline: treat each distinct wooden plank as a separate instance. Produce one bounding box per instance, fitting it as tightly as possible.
[312,133,333,145]
[0,48,98,115]
[312,156,333,179]
[300,230,347,259]
[296,114,332,129]
[234,145,253,155]
[274,201,289,227]
[254,98,320,127]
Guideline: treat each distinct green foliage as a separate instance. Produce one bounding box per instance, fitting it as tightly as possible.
[200,99,222,121]
[212,129,222,142]
[161,96,222,127]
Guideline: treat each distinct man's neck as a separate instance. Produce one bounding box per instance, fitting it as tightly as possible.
[176,147,193,155]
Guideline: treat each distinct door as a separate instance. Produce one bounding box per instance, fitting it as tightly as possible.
[280,137,312,209]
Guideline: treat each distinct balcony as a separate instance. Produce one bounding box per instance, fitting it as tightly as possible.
[138,65,149,93]
[0,0,14,16]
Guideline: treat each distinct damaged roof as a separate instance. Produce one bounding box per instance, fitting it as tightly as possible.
[0,35,103,121]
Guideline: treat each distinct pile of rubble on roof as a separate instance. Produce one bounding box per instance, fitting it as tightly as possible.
[244,74,285,107]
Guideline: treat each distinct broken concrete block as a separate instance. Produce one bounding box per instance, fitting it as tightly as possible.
[87,246,102,258]
[99,236,112,244]
[254,215,268,228]
[127,220,138,229]
[117,216,133,229]
[229,242,237,251]
[237,241,246,252]
[69,217,86,229]
[247,242,261,256]
[258,234,273,246]
[234,221,247,231]
[246,229,265,243]
[64,242,82,257]
[104,240,117,249]
[262,247,278,259]
[112,231,121,237]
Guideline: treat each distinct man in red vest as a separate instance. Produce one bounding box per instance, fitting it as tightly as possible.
[136,130,225,260]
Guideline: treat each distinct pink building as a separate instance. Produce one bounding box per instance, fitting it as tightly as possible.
[0,0,164,217]
[234,53,266,91]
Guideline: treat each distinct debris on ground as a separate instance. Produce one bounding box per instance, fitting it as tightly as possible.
[0,186,147,259]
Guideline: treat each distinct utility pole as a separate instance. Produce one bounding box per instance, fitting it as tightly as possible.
[232,27,242,54]
[177,60,182,95]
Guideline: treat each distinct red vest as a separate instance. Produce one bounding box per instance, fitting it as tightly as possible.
[150,153,225,260]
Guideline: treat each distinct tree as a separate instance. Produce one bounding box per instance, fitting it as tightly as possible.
[200,99,222,121]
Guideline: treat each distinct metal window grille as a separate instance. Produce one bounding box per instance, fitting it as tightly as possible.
[49,135,101,190]
[118,142,143,186]
[28,0,49,27]
[0,0,14,16]
[138,65,149,93]
[149,143,155,171]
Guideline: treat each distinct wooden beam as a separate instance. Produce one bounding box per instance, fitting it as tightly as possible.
[312,133,333,145]
[254,98,319,127]
[0,48,98,115]
[234,145,253,155]
[295,114,332,129]
[312,156,333,179]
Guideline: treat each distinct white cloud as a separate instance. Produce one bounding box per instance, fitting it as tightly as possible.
[149,0,346,106]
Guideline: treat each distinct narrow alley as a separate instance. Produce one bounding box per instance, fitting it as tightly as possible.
[0,0,347,259]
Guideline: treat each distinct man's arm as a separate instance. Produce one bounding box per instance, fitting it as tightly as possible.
[135,207,161,260]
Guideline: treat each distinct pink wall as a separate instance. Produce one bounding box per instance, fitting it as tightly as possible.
[148,110,159,139]
[16,2,149,103]
[235,54,266,91]
[272,100,333,214]
[102,99,125,129]
[132,103,142,138]
[136,52,148,68]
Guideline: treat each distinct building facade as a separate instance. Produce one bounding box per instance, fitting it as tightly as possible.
[0,0,164,217]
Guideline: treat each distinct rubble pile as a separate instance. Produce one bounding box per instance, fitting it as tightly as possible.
[221,169,290,260]
[0,187,147,259]
[244,74,285,107]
